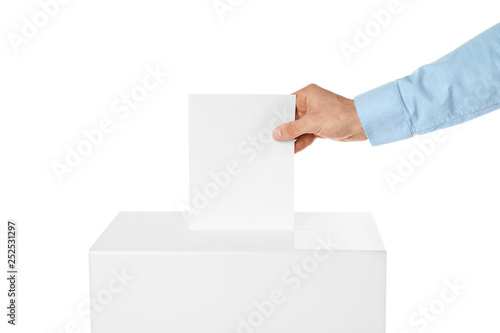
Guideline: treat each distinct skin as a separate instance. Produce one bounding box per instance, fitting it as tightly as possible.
[272,84,368,153]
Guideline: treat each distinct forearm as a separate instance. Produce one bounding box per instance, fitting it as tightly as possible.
[354,23,500,146]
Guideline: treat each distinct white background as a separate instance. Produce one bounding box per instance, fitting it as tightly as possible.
[1,0,499,332]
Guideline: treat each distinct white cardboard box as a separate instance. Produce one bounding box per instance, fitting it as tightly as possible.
[89,212,386,333]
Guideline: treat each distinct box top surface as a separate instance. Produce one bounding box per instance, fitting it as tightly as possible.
[90,212,385,253]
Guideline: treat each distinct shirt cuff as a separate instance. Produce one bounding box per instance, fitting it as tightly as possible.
[354,82,413,146]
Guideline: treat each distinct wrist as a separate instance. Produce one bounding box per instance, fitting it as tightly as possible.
[347,98,368,140]
[354,82,413,146]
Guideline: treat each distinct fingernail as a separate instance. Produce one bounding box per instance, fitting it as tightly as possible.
[273,128,282,140]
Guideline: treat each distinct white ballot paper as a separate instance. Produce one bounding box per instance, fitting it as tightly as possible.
[189,94,295,230]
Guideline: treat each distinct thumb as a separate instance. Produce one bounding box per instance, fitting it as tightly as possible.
[272,117,315,141]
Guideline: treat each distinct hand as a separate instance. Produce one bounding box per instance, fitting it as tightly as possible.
[272,84,367,153]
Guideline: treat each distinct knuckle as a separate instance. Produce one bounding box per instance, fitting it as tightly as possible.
[304,114,318,127]
[285,121,296,136]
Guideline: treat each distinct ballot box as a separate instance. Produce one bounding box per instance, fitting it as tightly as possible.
[89,211,386,333]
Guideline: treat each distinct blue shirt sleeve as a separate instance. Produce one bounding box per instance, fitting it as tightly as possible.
[354,23,500,146]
